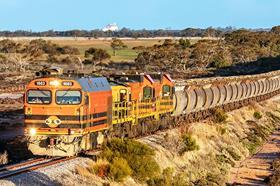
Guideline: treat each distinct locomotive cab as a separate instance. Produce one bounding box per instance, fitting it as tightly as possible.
[24,76,112,156]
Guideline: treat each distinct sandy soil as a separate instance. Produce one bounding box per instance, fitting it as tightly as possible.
[229,129,280,185]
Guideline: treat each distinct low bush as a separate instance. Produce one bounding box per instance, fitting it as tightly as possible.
[210,55,229,68]
[148,168,197,186]
[194,172,226,186]
[77,158,132,182]
[242,136,263,154]
[91,161,110,178]
[180,134,199,155]
[108,157,132,182]
[101,138,160,182]
[217,126,227,135]
[243,119,275,154]
[147,167,174,186]
[253,111,262,119]
[213,109,228,123]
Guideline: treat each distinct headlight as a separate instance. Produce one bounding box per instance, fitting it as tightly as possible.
[50,80,60,86]
[54,119,61,125]
[45,118,51,125]
[29,128,37,136]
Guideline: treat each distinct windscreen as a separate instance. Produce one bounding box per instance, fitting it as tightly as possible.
[56,90,81,105]
[27,90,51,104]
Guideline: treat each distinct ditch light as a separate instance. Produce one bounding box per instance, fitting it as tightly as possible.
[29,128,37,136]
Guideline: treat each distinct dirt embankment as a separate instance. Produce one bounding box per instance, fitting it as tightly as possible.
[137,98,280,185]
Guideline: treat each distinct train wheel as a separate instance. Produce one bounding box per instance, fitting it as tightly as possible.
[129,124,138,138]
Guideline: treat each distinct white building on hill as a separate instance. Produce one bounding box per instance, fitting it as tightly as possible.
[102,23,119,32]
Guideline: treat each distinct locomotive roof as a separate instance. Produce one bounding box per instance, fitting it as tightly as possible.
[110,74,157,84]
[32,75,111,92]
[77,77,111,92]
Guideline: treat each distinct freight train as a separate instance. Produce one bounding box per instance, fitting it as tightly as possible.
[24,68,280,156]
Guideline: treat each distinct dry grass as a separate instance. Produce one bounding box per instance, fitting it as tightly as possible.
[52,39,162,61]
[76,159,109,179]
[268,158,280,185]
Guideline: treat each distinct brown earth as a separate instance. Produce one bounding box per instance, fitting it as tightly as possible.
[229,129,280,185]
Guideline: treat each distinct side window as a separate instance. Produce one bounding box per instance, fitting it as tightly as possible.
[120,89,127,102]
[143,86,153,100]
[162,85,171,97]
[85,95,89,105]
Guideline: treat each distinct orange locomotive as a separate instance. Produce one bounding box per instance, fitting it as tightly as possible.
[24,68,174,156]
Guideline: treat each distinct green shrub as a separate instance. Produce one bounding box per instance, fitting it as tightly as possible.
[210,54,230,69]
[147,168,193,186]
[101,138,160,182]
[213,109,228,123]
[147,167,174,186]
[180,134,199,154]
[247,125,264,143]
[109,157,132,182]
[242,134,263,155]
[217,126,227,135]
[253,111,262,119]
[194,172,226,186]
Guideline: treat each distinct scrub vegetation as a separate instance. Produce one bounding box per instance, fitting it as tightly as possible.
[253,111,262,119]
[77,138,160,183]
[213,108,228,123]
[2,26,280,81]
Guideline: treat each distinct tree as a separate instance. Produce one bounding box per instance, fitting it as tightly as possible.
[0,39,22,53]
[178,38,191,49]
[110,38,127,56]
[271,26,280,34]
[84,47,111,69]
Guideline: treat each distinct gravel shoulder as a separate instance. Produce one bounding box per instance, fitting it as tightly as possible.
[0,157,93,186]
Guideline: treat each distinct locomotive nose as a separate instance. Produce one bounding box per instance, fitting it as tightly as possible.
[45,116,62,128]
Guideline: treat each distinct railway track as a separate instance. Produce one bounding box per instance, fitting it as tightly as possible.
[0,157,75,179]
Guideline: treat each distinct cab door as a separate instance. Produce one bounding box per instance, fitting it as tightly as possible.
[83,94,90,127]
[119,89,127,118]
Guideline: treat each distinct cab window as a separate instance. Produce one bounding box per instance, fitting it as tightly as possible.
[27,90,51,104]
[162,85,172,97]
[143,86,153,100]
[56,90,81,105]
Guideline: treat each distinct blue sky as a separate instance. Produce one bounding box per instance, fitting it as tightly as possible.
[0,0,279,31]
